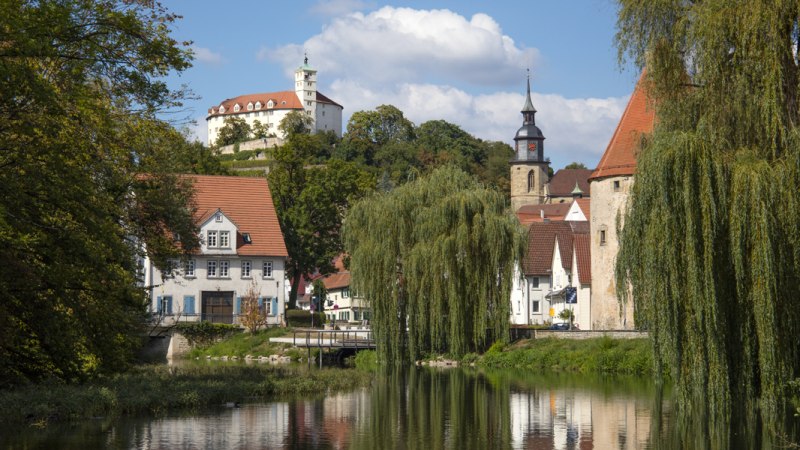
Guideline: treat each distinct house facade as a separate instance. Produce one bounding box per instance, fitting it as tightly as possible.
[206,57,343,146]
[143,175,289,326]
[589,71,655,330]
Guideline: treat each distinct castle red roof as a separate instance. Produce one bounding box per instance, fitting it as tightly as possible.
[589,71,656,181]
[207,91,342,117]
[189,175,288,257]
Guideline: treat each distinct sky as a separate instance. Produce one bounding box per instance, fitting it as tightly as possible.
[162,0,643,170]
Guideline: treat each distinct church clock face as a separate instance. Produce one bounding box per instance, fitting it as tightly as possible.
[528,142,537,151]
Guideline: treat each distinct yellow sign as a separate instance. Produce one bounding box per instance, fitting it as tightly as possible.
[549,307,555,317]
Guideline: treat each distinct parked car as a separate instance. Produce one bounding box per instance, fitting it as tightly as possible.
[549,323,570,330]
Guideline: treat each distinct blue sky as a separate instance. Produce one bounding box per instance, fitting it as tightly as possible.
[163,0,642,170]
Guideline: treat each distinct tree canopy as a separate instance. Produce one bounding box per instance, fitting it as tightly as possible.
[615,0,800,419]
[0,0,199,386]
[343,166,525,365]
[215,116,252,147]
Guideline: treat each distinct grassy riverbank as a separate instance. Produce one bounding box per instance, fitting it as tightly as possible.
[0,364,372,427]
[475,336,655,375]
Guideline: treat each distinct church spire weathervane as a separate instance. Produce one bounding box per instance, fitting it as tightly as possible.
[522,68,537,123]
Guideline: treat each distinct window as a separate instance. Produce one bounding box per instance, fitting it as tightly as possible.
[268,100,274,108]
[354,310,361,321]
[158,295,173,315]
[527,170,535,192]
[255,101,262,110]
[219,105,225,113]
[342,288,350,298]
[247,102,253,111]
[234,104,240,112]
[207,231,217,247]
[242,233,252,244]
[207,260,217,278]
[600,228,607,246]
[220,260,229,278]
[184,259,195,278]
[613,180,621,192]
[532,300,540,313]
[220,231,230,248]
[306,100,312,106]
[242,260,251,278]
[263,261,273,278]
[531,277,540,289]
[215,213,222,222]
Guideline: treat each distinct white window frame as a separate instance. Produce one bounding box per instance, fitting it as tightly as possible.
[220,230,230,248]
[207,230,217,248]
[207,260,217,278]
[184,259,195,278]
[242,260,252,278]
[262,261,273,279]
[219,260,230,278]
[342,288,350,298]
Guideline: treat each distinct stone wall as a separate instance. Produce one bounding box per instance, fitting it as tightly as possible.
[167,332,192,359]
[510,162,548,211]
[533,330,648,340]
[589,176,636,330]
[218,137,283,155]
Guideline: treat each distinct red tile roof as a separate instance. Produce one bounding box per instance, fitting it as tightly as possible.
[188,175,288,257]
[323,271,351,290]
[575,198,591,222]
[522,221,575,276]
[516,203,571,225]
[589,70,656,181]
[549,169,593,197]
[207,91,342,117]
[573,234,591,284]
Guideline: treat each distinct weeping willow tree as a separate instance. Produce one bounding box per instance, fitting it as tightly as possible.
[615,0,800,416]
[343,166,525,364]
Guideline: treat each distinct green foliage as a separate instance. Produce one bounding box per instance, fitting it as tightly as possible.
[0,365,373,427]
[286,310,325,328]
[269,134,375,308]
[218,149,264,161]
[278,110,314,137]
[564,162,588,170]
[0,0,198,387]
[343,166,526,364]
[339,104,415,165]
[615,0,800,416]
[478,338,655,375]
[215,116,252,147]
[221,159,271,169]
[353,350,379,371]
[184,326,287,358]
[176,322,240,348]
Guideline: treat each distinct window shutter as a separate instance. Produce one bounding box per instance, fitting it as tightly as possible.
[235,296,242,315]
[184,296,195,315]
[156,296,162,314]
[167,296,173,315]
[271,297,278,316]
[257,296,264,307]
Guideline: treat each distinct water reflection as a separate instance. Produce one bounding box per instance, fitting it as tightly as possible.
[2,367,797,449]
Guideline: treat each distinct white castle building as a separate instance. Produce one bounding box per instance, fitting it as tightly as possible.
[206,57,343,146]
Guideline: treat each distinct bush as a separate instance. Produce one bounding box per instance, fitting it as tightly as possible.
[286,309,325,328]
[176,322,240,348]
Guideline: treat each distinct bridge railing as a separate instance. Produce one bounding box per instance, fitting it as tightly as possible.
[292,329,375,349]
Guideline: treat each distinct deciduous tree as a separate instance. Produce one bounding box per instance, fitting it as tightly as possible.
[343,166,525,364]
[215,116,252,146]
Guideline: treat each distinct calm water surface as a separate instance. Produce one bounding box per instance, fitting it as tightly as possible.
[2,367,797,449]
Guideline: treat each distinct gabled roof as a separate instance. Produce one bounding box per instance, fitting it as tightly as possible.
[522,221,575,276]
[573,234,591,284]
[207,91,343,117]
[189,175,288,257]
[516,203,571,225]
[589,70,656,181]
[323,271,351,290]
[549,169,592,197]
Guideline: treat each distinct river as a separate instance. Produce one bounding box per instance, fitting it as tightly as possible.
[2,366,797,449]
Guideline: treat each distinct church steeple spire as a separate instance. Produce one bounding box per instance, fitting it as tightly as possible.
[522,68,537,124]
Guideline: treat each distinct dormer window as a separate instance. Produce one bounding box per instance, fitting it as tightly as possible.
[267,100,274,108]
[281,101,286,105]
[215,213,222,222]
[233,104,241,112]
[255,102,262,110]
[247,102,253,111]
[219,231,230,248]
[242,233,252,244]
[219,105,225,113]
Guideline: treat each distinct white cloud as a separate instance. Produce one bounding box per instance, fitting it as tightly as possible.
[258,6,626,168]
[191,46,224,65]
[310,0,374,16]
[265,6,537,87]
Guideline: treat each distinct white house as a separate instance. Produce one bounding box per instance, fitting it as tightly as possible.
[510,209,592,328]
[143,175,289,326]
[206,57,343,147]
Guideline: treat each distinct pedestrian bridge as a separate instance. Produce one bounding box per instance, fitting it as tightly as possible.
[269,329,376,350]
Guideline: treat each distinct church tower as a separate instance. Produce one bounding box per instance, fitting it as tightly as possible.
[510,71,550,212]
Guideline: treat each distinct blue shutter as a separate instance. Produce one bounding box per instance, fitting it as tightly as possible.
[166,296,173,315]
[184,296,195,315]
[156,296,162,314]
[235,296,242,315]
[271,297,278,316]
[257,297,264,308]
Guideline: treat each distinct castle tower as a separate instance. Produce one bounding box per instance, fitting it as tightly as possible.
[510,71,550,212]
[294,54,318,124]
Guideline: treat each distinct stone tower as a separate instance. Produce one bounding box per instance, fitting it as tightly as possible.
[294,54,318,121]
[510,71,550,212]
